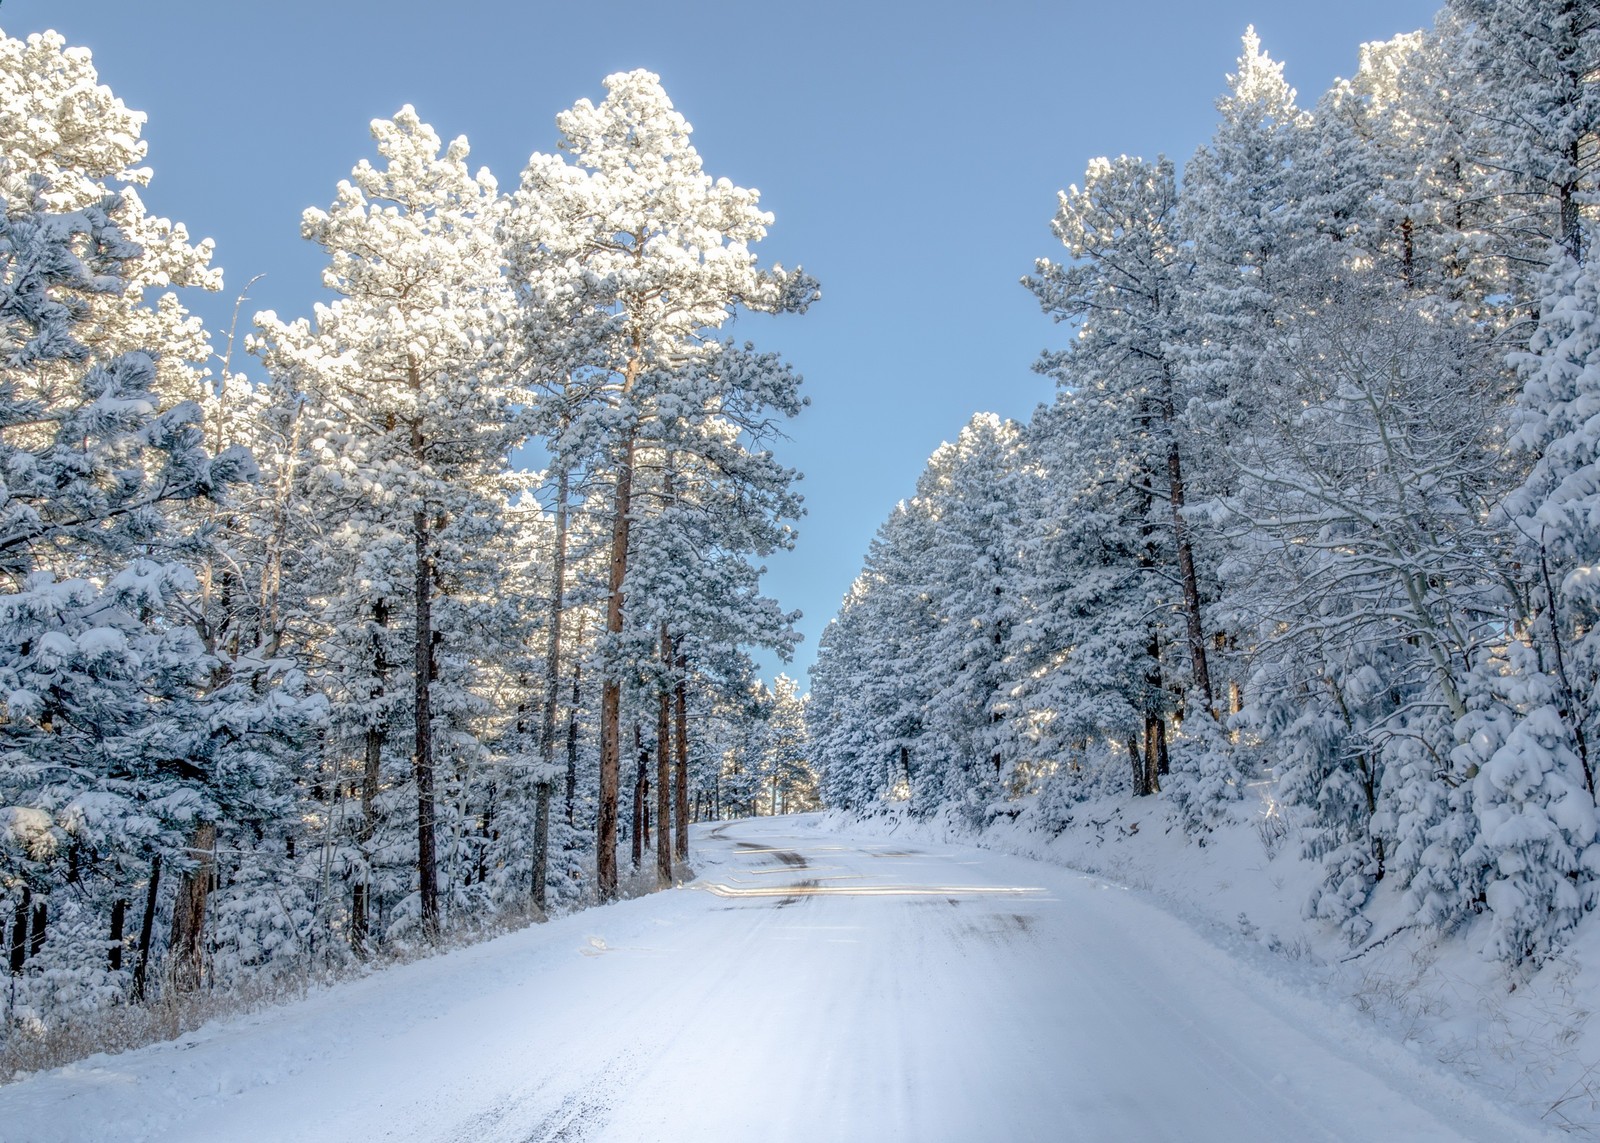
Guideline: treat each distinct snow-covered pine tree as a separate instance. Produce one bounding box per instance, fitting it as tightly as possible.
[814,493,946,813]
[0,169,254,1013]
[811,571,901,813]
[254,107,521,940]
[0,29,223,408]
[1005,401,1157,803]
[1175,29,1314,716]
[504,70,815,900]
[761,675,817,815]
[900,415,1026,820]
[1482,228,1600,961]
[1026,153,1229,810]
[1445,0,1600,264]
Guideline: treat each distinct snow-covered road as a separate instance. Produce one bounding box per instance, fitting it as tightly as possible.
[2,815,1552,1141]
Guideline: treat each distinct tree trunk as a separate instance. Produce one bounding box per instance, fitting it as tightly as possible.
[109,898,127,972]
[674,652,690,862]
[1159,374,1213,716]
[478,783,496,889]
[565,663,581,830]
[526,780,549,911]
[657,627,674,888]
[410,357,440,941]
[350,881,369,956]
[535,464,570,910]
[598,429,638,901]
[413,504,440,939]
[169,821,216,993]
[133,855,160,1001]
[28,900,46,958]
[352,596,389,958]
[1561,141,1581,264]
[1401,215,1415,289]
[631,724,646,871]
[1136,621,1164,797]
[9,886,28,974]
[1539,543,1593,796]
[1128,736,1146,797]
[991,578,1005,783]
[1144,716,1166,796]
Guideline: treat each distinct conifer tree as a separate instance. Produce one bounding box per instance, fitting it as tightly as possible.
[255,107,519,938]
[504,71,814,900]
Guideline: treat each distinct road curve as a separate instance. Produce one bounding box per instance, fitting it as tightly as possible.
[0,815,1549,1142]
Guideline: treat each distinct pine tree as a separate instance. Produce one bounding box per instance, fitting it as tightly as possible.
[1026,152,1215,806]
[255,107,520,939]
[1446,0,1600,263]
[504,71,815,900]
[0,169,257,1007]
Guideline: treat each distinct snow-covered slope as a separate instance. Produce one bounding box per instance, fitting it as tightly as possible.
[0,815,1557,1141]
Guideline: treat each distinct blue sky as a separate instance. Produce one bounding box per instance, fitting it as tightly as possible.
[18,0,1441,688]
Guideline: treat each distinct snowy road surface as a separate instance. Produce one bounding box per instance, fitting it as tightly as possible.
[1,815,1552,1142]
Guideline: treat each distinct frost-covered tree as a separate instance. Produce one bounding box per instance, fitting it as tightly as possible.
[1445,0,1600,263]
[0,155,266,1010]
[0,199,242,583]
[1463,246,1600,961]
[1181,27,1312,360]
[1028,154,1215,720]
[1505,255,1600,786]
[1220,260,1513,935]
[760,675,817,815]
[0,29,221,409]
[801,5,1600,968]
[810,418,1030,819]
[813,489,947,814]
[1006,400,1160,799]
[504,70,815,900]
[254,106,520,939]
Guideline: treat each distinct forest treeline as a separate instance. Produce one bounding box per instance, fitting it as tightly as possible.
[0,37,820,1047]
[811,1,1600,966]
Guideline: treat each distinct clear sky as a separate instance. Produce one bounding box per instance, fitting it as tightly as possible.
[16,0,1441,689]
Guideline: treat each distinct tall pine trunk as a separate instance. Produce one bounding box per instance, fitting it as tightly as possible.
[132,855,160,1001]
[1144,716,1167,795]
[108,898,126,972]
[351,596,388,957]
[534,464,570,912]
[409,365,441,937]
[531,775,551,911]
[168,821,216,992]
[598,427,638,900]
[657,626,674,888]
[1158,368,1213,715]
[674,651,690,861]
[631,724,647,870]
[566,663,581,829]
[1561,139,1581,264]
[412,505,439,938]
[9,886,28,974]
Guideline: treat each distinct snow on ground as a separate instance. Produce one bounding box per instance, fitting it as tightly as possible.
[838,789,1600,1137]
[0,814,1561,1142]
